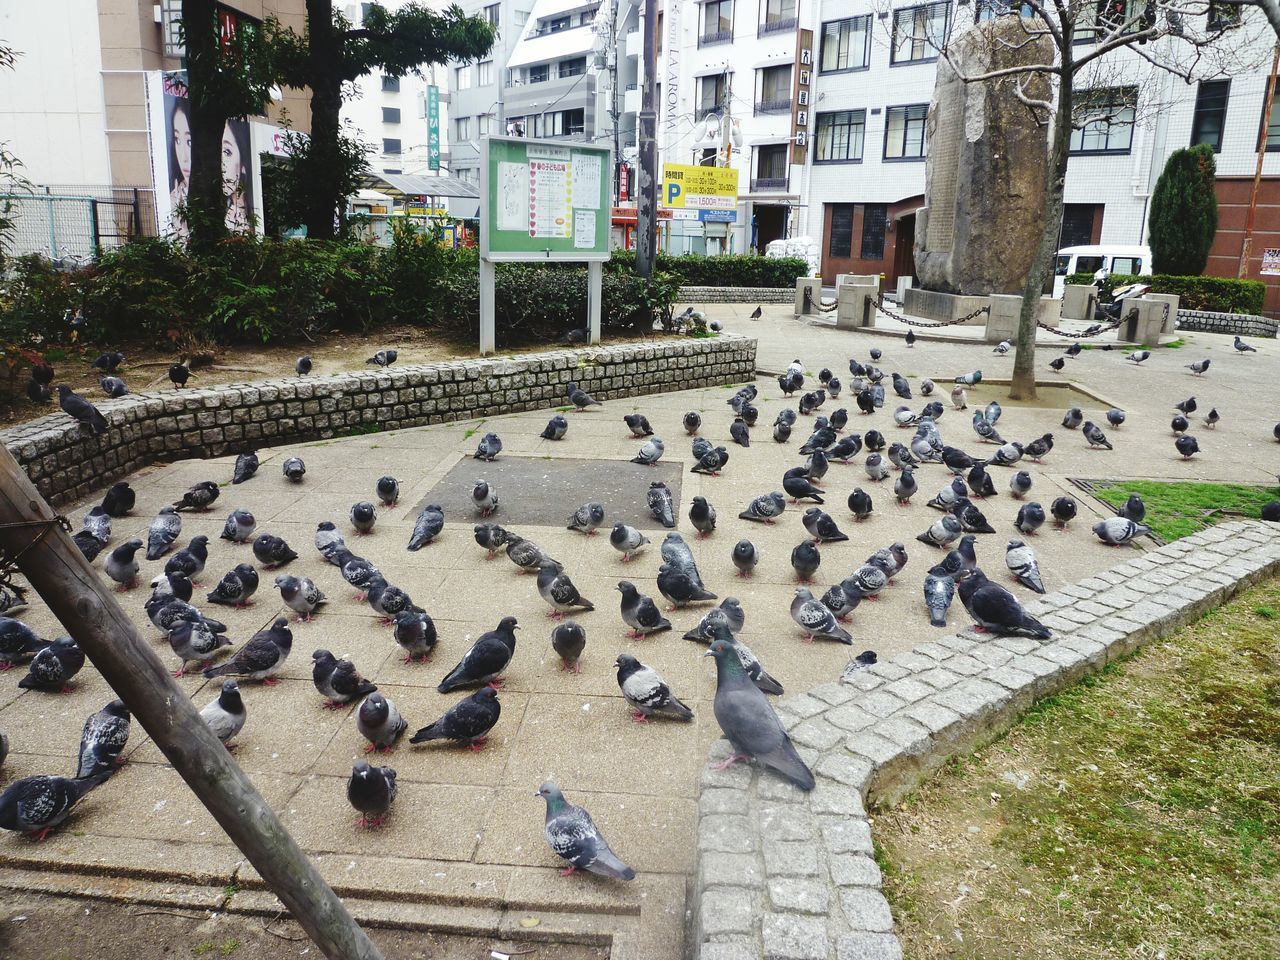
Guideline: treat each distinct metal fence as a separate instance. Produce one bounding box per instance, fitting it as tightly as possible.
[1,185,158,263]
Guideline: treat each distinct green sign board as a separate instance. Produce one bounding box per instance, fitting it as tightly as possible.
[480,135,612,262]
[427,85,440,172]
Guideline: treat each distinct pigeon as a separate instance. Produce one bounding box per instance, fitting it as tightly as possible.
[295,355,312,375]
[99,375,129,398]
[506,536,550,575]
[550,620,587,673]
[891,467,917,506]
[929,475,968,510]
[148,572,193,605]
[438,616,519,692]
[199,679,246,745]
[312,649,377,708]
[1175,434,1201,459]
[251,534,296,569]
[411,686,503,751]
[731,539,759,577]
[783,469,824,504]
[143,593,216,635]
[232,450,259,484]
[1106,408,1126,428]
[168,616,232,676]
[560,502,605,538]
[393,610,437,663]
[220,508,256,543]
[168,360,192,388]
[647,481,677,527]
[657,564,717,607]
[1186,358,1211,376]
[844,488,872,523]
[888,442,918,471]
[366,349,397,367]
[101,481,135,517]
[1014,502,1046,536]
[26,379,51,403]
[567,380,602,410]
[790,540,822,582]
[950,385,968,411]
[537,561,595,618]
[408,504,445,550]
[541,414,569,440]
[203,617,292,683]
[632,437,665,466]
[282,457,306,482]
[357,692,407,753]
[958,569,1051,639]
[1062,407,1083,430]
[367,577,420,622]
[161,536,209,583]
[750,305,763,320]
[802,507,848,543]
[78,507,113,546]
[1064,342,1082,358]
[822,580,863,620]
[729,417,751,448]
[1174,395,1199,416]
[806,450,831,485]
[683,410,702,434]
[1171,414,1190,435]
[171,482,219,515]
[692,444,730,475]
[791,587,853,643]
[1203,408,1220,429]
[348,761,397,827]
[954,499,997,534]
[892,373,912,400]
[864,453,890,483]
[617,581,671,638]
[18,636,85,692]
[682,598,746,642]
[917,514,962,549]
[972,414,1005,445]
[1118,493,1146,523]
[615,654,693,723]
[0,770,113,840]
[705,635,814,791]
[1050,496,1077,528]
[350,501,378,535]
[1009,470,1033,499]
[206,563,259,607]
[692,436,715,461]
[1093,516,1151,545]
[1024,434,1054,462]
[681,497,716,539]
[773,418,793,443]
[315,521,346,561]
[1005,539,1046,593]
[92,351,125,373]
[1083,421,1112,450]
[538,782,636,880]
[1048,357,1066,372]
[1231,335,1256,354]
[845,563,889,600]
[609,522,650,562]
[75,699,131,778]
[741,490,788,522]
[827,379,843,400]
[58,385,109,434]
[99,538,141,589]
[1126,350,1151,364]
[992,340,1011,355]
[623,413,654,437]
[923,572,955,627]
[472,479,499,517]
[474,432,503,461]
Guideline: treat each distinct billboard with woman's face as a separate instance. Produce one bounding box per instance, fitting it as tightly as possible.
[147,70,256,238]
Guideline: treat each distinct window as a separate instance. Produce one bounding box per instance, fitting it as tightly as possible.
[559,57,587,78]
[761,0,797,35]
[1207,1,1242,30]
[478,113,495,136]
[698,74,727,120]
[456,167,476,183]
[455,65,472,90]
[528,63,549,83]
[547,15,571,31]
[701,0,733,45]
[381,75,400,92]
[1079,0,1142,41]
[815,110,866,162]
[456,117,471,141]
[1059,204,1097,248]
[860,204,888,259]
[382,138,401,155]
[478,61,493,85]
[756,65,791,114]
[360,3,373,22]
[754,144,789,187]
[483,3,499,27]
[1070,87,1137,154]
[892,2,950,64]
[820,16,871,73]
[1111,256,1142,274]
[1191,80,1229,151]
[382,107,401,124]
[1263,77,1280,152]
[884,104,928,159]
[533,108,585,137]
[829,204,854,258]
[976,0,1035,20]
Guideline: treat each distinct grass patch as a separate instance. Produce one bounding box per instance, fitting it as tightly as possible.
[877,577,1280,960]
[463,418,487,441]
[1164,337,1186,348]
[1090,479,1280,542]
[334,422,381,438]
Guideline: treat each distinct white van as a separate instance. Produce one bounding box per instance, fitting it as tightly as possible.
[1052,244,1152,299]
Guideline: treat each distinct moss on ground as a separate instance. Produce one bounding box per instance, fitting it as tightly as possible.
[1091,479,1280,542]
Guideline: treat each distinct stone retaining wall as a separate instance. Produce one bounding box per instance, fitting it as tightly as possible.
[1176,308,1277,338]
[690,520,1280,960]
[680,286,797,304]
[1,336,757,507]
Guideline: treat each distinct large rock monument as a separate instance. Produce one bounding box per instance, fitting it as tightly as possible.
[913,17,1053,295]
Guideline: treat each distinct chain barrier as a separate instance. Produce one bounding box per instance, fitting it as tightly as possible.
[872,293,990,327]
[801,287,841,313]
[0,515,72,603]
[1035,306,1138,339]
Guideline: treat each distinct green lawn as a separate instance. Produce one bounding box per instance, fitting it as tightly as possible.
[1091,479,1280,542]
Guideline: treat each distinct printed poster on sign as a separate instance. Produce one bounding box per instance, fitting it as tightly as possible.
[1261,248,1280,276]
[529,159,571,238]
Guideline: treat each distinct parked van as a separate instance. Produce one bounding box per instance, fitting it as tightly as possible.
[1052,244,1152,299]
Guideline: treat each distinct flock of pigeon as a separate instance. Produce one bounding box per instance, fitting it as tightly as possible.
[3,330,1277,884]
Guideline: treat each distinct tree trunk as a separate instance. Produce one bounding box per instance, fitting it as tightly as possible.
[183,0,228,252]
[305,0,342,241]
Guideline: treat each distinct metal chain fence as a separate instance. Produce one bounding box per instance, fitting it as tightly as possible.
[873,293,989,327]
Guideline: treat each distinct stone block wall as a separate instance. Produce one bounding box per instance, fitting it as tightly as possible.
[1176,309,1277,338]
[680,286,797,304]
[689,520,1280,960]
[1,336,757,506]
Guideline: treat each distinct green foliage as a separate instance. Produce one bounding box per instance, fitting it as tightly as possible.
[1091,479,1280,541]
[611,251,811,288]
[1065,272,1265,315]
[1148,145,1218,275]
[260,122,371,239]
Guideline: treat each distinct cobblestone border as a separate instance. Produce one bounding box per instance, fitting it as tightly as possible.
[690,520,1280,960]
[680,286,798,304]
[1,336,757,506]
[1175,309,1277,338]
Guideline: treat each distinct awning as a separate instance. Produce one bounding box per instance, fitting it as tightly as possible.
[359,172,480,200]
[748,135,793,146]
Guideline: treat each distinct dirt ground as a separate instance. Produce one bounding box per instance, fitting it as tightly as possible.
[0,891,609,960]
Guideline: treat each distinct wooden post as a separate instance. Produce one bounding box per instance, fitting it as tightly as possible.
[0,446,384,960]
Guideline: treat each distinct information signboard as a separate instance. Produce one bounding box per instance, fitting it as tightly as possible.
[427,86,441,171]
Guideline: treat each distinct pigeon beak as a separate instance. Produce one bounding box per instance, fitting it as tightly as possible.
[702,649,715,658]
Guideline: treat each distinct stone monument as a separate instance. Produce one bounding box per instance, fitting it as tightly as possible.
[913,17,1053,296]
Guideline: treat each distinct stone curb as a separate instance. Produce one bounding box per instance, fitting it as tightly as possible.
[689,520,1280,960]
[679,286,798,304]
[0,336,757,506]
[1175,308,1277,339]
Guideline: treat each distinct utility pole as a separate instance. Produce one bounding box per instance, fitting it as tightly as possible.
[609,0,621,204]
[1240,43,1280,279]
[635,0,658,278]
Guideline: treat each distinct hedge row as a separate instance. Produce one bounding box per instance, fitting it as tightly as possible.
[1065,272,1266,315]
[612,250,811,288]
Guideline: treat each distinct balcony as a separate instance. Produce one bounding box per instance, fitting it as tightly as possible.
[751,177,789,192]
[696,103,722,122]
[754,97,792,116]
[759,16,798,37]
[699,29,733,48]
[626,30,641,58]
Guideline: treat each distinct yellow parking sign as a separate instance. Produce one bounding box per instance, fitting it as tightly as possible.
[661,163,739,211]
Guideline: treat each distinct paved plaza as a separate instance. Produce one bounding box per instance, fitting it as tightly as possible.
[1,307,1277,956]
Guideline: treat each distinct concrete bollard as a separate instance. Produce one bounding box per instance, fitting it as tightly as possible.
[795,277,822,315]
[836,284,878,330]
[1117,297,1171,345]
[1144,293,1179,334]
[985,294,1024,344]
[895,275,914,303]
[1061,283,1098,322]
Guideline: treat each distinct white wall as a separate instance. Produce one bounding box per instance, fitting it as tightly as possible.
[0,0,111,185]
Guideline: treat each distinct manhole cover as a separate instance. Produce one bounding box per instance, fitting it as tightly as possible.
[415,455,684,530]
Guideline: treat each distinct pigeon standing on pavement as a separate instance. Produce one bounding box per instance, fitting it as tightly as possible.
[220,508,257,544]
[357,692,408,752]
[1009,470,1033,499]
[18,636,85,692]
[615,654,694,722]
[567,381,602,410]
[689,496,717,537]
[393,610,437,663]
[1062,407,1083,430]
[376,476,400,506]
[437,616,519,692]
[1232,335,1257,354]
[731,539,760,576]
[253,534,297,568]
[199,680,246,744]
[348,761,397,827]
[1093,517,1151,545]
[1014,502,1046,536]
[923,570,955,627]
[232,450,259,484]
[74,700,131,778]
[632,437,665,466]
[472,479,499,517]
[1050,496,1078,529]
[168,616,232,677]
[276,575,326,620]
[617,581,671,638]
[282,457,306,482]
[203,618,292,683]
[1005,540,1046,593]
[957,569,1051,638]
[1175,435,1201,459]
[0,770,113,840]
[146,507,182,560]
[206,563,259,607]
[802,507,848,543]
[790,587,853,643]
[647,481,676,527]
[623,414,653,437]
[551,620,587,673]
[411,687,502,750]
[311,650,377,708]
[790,540,822,581]
[1186,358,1211,376]
[538,782,636,880]
[104,539,143,589]
[1083,421,1113,450]
[609,522,650,562]
[542,414,569,440]
[350,501,377,535]
[474,432,503,461]
[567,502,605,535]
[408,504,445,550]
[537,561,595,618]
[101,481,135,517]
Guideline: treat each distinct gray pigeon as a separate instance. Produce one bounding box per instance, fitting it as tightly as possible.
[82,505,112,544]
[57,385,109,434]
[199,679,246,744]
[104,538,143,589]
[917,514,962,549]
[315,521,346,561]
[312,649,377,707]
[393,610,437,663]
[551,620,587,673]
[617,581,671,637]
[567,502,605,535]
[790,587,852,643]
[567,381,602,410]
[99,375,129,398]
[682,598,746,641]
[740,491,787,522]
[957,569,1051,639]
[348,761,398,827]
[647,481,676,527]
[689,496,717,537]
[232,450,259,484]
[437,616,518,692]
[623,413,653,437]
[865,454,889,482]
[282,457,306,482]
[0,770,113,839]
[506,536,551,575]
[367,577,420,622]
[656,564,718,607]
[295,355,312,375]
[206,563,259,607]
[19,636,84,692]
[220,508,256,543]
[474,523,510,559]
[609,522,650,561]
[203,617,292,683]
[541,415,569,440]
[408,504,445,550]
[631,437,665,466]
[615,654,693,722]
[146,507,182,560]
[276,575,326,620]
[472,479,498,517]
[705,633,814,790]
[410,687,501,750]
[1009,470,1033,499]
[894,467,917,505]
[350,501,378,534]
[537,560,595,618]
[1185,358,1210,376]
[252,534,297,568]
[1062,407,1083,430]
[1005,539,1046,593]
[923,572,954,628]
[790,540,821,581]
[732,539,759,576]
[173,480,220,512]
[683,411,702,434]
[357,692,407,753]
[538,782,635,880]
[1015,502,1046,535]
[375,476,399,506]
[474,432,503,461]
[168,616,232,676]
[802,507,848,543]
[1082,421,1113,450]
[1093,516,1150,545]
[75,699,131,778]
